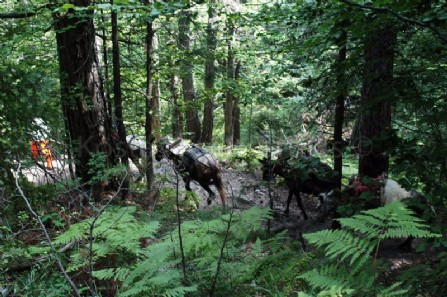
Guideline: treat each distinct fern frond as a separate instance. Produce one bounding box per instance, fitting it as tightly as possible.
[299,265,352,293]
[377,281,408,297]
[162,285,198,297]
[53,221,90,245]
[92,267,130,281]
[301,201,439,297]
[303,229,374,273]
[339,201,438,240]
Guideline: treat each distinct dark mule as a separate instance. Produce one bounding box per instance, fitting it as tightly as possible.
[261,151,334,219]
[155,139,226,207]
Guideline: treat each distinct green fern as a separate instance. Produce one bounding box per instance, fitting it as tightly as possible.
[299,265,353,294]
[93,267,130,281]
[118,240,195,297]
[119,207,272,296]
[304,229,375,274]
[54,206,159,275]
[300,201,439,296]
[339,201,435,240]
[162,286,198,297]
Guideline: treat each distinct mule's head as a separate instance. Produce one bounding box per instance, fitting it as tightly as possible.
[259,158,281,181]
[155,138,171,161]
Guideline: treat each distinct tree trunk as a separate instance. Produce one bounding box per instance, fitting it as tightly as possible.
[333,29,347,195]
[169,74,183,138]
[224,21,235,148]
[100,10,113,149]
[232,61,241,145]
[112,3,130,199]
[358,25,396,178]
[331,29,347,230]
[178,7,201,142]
[54,2,113,197]
[151,33,161,141]
[145,12,155,191]
[201,0,217,144]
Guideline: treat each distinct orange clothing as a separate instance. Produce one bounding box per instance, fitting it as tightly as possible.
[30,141,39,160]
[30,140,54,169]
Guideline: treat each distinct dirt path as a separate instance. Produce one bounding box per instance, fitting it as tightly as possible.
[154,158,332,237]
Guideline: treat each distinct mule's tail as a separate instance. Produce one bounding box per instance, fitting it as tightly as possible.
[214,173,227,207]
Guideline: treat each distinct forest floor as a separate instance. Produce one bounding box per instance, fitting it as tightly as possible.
[23,157,435,273]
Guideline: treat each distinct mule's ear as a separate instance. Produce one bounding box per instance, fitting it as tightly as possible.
[169,138,182,149]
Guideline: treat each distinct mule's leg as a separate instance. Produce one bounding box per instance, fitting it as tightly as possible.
[214,176,226,207]
[184,177,192,192]
[398,236,414,252]
[284,189,294,216]
[294,190,308,220]
[198,182,216,205]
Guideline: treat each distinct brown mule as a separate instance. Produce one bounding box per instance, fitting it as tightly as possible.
[155,139,226,207]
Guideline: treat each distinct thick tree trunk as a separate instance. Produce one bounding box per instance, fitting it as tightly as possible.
[358,26,396,178]
[233,61,241,145]
[178,8,201,143]
[224,21,235,147]
[112,5,130,199]
[54,2,113,196]
[201,0,217,144]
[145,17,155,190]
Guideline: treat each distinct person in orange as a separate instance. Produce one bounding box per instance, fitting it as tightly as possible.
[30,139,54,170]
[30,118,54,170]
[30,140,40,160]
[39,140,54,169]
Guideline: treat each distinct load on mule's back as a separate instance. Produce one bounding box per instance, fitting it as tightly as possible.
[155,138,226,207]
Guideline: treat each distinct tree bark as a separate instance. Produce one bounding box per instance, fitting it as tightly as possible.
[178,7,201,142]
[201,0,217,144]
[358,25,396,178]
[54,2,113,196]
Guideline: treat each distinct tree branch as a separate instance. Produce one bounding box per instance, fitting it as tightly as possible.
[86,172,129,296]
[0,4,53,19]
[337,0,447,45]
[0,12,37,19]
[15,163,81,297]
